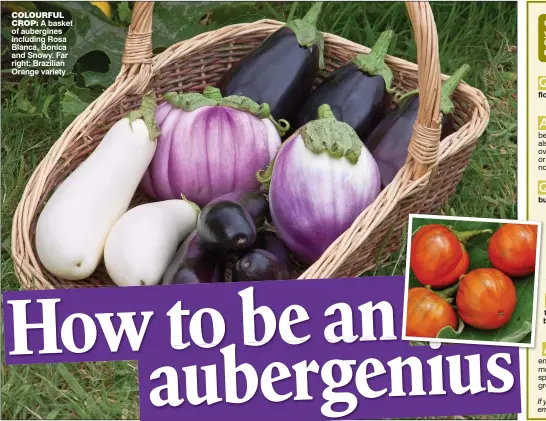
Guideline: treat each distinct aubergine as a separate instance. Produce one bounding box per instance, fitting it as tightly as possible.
[217,2,324,126]
[367,64,469,188]
[255,231,291,272]
[211,190,269,228]
[232,249,289,282]
[197,199,257,251]
[162,231,223,285]
[239,192,269,227]
[296,30,395,140]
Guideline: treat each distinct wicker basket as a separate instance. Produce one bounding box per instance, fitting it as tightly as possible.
[11,2,489,290]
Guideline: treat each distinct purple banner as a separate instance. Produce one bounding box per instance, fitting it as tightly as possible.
[3,276,521,420]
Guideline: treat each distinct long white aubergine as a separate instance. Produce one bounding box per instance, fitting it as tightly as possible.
[35,93,160,280]
[104,199,199,287]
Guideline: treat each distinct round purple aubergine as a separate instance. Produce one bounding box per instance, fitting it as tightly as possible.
[232,249,289,282]
[140,87,282,207]
[264,104,381,264]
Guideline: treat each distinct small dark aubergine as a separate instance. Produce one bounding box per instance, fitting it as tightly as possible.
[255,231,291,272]
[366,64,470,189]
[232,249,289,282]
[296,30,395,140]
[197,199,257,251]
[211,190,269,228]
[217,2,324,127]
[162,231,223,285]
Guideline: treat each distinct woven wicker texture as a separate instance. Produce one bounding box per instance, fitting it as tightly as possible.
[11,2,490,289]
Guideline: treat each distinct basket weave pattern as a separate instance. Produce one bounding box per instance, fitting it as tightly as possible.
[11,2,489,289]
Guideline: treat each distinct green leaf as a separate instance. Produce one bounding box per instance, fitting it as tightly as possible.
[409,217,534,344]
[1,27,13,42]
[61,90,90,122]
[41,94,56,118]
[117,2,132,25]
[53,1,256,88]
[14,77,36,113]
[151,2,253,50]
[47,1,126,88]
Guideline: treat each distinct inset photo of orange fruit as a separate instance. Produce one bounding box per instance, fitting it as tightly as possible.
[402,214,541,347]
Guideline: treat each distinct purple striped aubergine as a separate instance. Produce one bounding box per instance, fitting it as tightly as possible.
[260,104,381,264]
[141,87,288,206]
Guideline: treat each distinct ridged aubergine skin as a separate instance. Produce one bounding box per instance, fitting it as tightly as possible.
[269,134,381,264]
[140,104,280,206]
[296,63,390,140]
[367,95,456,188]
[217,27,320,123]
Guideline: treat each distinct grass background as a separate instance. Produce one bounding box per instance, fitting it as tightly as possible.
[1,1,517,419]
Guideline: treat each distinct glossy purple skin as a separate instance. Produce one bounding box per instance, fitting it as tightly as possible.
[232,249,289,282]
[269,135,381,264]
[255,231,291,272]
[197,200,257,251]
[162,231,222,285]
[141,102,280,206]
[296,62,391,141]
[367,95,455,188]
[210,190,268,228]
[217,27,320,126]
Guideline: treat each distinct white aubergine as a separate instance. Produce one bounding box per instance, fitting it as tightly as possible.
[35,93,159,280]
[104,200,199,287]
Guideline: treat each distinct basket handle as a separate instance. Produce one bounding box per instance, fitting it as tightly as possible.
[117,2,443,167]
[405,2,442,180]
[119,2,155,93]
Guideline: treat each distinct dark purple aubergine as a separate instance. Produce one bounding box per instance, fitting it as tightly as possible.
[211,190,269,228]
[296,30,394,140]
[232,249,289,282]
[197,200,257,251]
[255,231,291,272]
[162,231,223,285]
[217,2,324,126]
[367,64,469,189]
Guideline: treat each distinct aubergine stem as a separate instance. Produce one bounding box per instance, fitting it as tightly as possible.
[164,88,290,136]
[256,155,275,191]
[396,88,419,104]
[302,104,363,164]
[256,103,362,192]
[180,194,201,215]
[351,30,395,93]
[128,91,160,141]
[451,228,492,244]
[203,86,290,136]
[423,284,455,304]
[440,64,470,115]
[203,86,223,101]
[302,1,323,25]
[429,281,460,301]
[318,103,335,120]
[285,2,325,68]
[394,64,470,112]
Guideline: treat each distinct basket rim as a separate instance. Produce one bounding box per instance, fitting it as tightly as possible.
[10,19,491,290]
